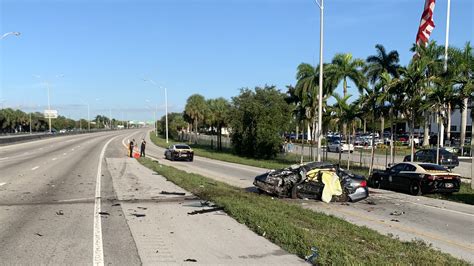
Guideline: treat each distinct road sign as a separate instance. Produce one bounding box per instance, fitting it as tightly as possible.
[44,109,58,119]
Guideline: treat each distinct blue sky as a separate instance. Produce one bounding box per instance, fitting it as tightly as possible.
[1,0,473,121]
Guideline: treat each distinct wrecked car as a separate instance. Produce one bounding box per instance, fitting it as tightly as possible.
[253,162,369,203]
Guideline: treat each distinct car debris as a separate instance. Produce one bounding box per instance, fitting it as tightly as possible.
[187,207,224,215]
[184,259,197,262]
[160,191,186,196]
[111,203,121,207]
[390,211,405,216]
[391,219,400,222]
[137,207,148,210]
[131,213,146,218]
[305,247,318,265]
[35,233,43,237]
[98,212,110,216]
[253,162,369,203]
[56,210,64,215]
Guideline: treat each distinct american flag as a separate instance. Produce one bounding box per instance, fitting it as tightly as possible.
[416,0,436,46]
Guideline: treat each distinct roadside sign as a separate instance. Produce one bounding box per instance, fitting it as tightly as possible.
[44,109,58,119]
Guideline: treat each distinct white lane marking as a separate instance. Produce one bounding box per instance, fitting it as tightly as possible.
[0,157,9,161]
[0,182,7,187]
[31,166,40,171]
[52,158,57,161]
[93,135,119,266]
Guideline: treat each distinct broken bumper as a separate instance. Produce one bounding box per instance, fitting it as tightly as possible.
[348,187,369,202]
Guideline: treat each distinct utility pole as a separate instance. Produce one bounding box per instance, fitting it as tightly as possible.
[315,0,324,162]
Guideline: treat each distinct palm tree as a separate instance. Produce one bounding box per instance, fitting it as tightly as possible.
[365,44,400,137]
[450,42,473,154]
[295,63,335,161]
[184,94,208,144]
[332,93,360,169]
[212,97,230,151]
[326,53,366,137]
[411,41,444,146]
[392,57,433,162]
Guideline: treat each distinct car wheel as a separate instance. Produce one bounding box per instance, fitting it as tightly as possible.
[336,147,340,153]
[371,178,381,189]
[409,180,422,196]
[188,156,193,162]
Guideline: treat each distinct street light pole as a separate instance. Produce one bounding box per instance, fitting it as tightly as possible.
[155,104,158,137]
[165,87,169,143]
[315,0,324,162]
[46,81,52,133]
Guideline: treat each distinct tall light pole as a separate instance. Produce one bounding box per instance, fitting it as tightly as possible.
[144,78,169,143]
[1,32,21,40]
[315,0,324,162]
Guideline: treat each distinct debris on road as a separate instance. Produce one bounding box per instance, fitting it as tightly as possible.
[390,211,405,216]
[160,191,186,196]
[111,203,121,207]
[99,212,110,216]
[56,210,64,215]
[184,259,197,262]
[131,213,146,218]
[35,233,43,237]
[305,247,318,265]
[187,207,224,215]
[391,219,400,222]
[367,200,376,205]
[137,206,147,210]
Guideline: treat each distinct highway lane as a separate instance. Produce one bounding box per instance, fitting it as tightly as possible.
[144,131,474,262]
[0,130,142,264]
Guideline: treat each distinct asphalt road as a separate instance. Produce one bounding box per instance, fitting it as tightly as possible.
[0,129,304,265]
[143,131,474,262]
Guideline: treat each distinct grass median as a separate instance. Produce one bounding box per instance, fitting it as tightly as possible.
[137,157,467,265]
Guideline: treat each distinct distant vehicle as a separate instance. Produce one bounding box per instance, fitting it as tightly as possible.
[164,144,194,161]
[254,162,369,202]
[327,140,354,153]
[59,129,67,134]
[403,148,459,169]
[369,162,461,195]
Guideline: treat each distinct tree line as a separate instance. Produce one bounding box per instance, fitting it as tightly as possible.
[0,108,127,133]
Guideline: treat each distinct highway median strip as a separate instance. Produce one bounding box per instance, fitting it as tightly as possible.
[137,157,468,265]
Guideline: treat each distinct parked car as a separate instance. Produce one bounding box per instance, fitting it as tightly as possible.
[403,148,459,169]
[164,144,194,161]
[59,129,67,134]
[253,162,369,202]
[369,162,461,195]
[327,140,354,153]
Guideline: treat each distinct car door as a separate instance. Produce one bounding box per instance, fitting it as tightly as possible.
[397,164,417,191]
[413,150,424,162]
[387,164,406,189]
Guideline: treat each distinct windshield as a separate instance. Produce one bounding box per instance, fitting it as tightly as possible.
[419,164,447,171]
[175,145,191,149]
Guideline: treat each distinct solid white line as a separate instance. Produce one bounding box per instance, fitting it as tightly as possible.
[93,135,118,266]
[0,182,6,187]
[31,166,39,171]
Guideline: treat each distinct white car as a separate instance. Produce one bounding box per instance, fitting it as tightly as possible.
[327,141,354,153]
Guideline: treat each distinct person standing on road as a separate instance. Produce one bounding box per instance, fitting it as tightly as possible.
[129,139,135,158]
[140,139,146,157]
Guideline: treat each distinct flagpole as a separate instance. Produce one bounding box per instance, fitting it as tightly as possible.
[440,0,450,148]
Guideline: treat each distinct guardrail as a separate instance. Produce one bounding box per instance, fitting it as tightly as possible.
[0,129,125,146]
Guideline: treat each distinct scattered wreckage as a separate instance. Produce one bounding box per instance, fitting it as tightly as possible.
[253,162,369,203]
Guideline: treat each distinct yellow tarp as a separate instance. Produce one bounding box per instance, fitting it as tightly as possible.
[306,169,342,203]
